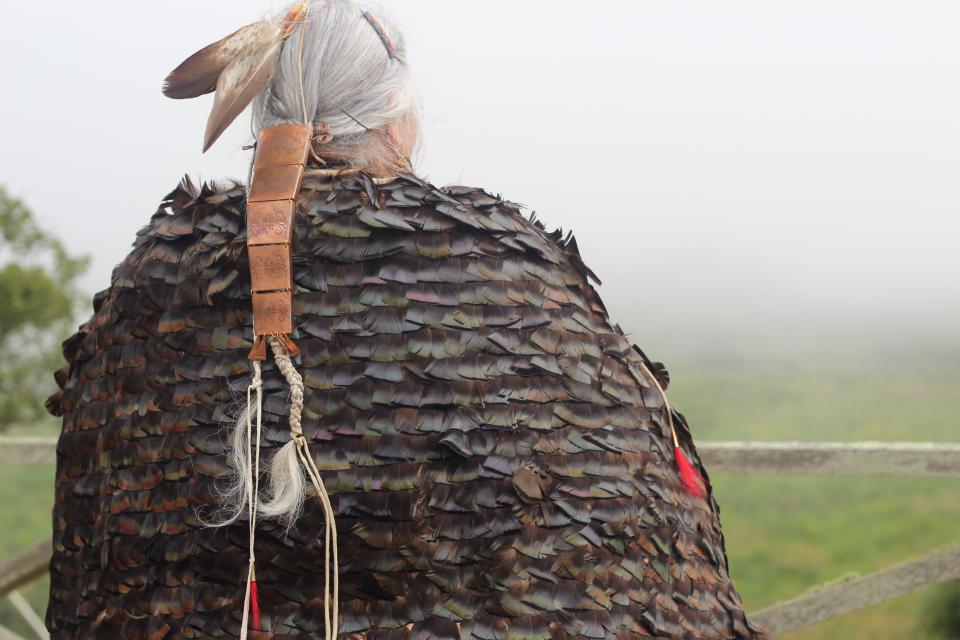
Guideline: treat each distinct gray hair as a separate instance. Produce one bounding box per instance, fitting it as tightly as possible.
[252,0,419,169]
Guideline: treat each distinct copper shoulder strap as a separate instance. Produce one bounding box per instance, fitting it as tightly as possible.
[246,123,311,360]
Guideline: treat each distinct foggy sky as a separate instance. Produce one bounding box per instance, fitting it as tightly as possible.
[2,0,958,361]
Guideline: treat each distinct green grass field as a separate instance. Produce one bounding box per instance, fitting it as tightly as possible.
[668,352,960,640]
[1,349,957,638]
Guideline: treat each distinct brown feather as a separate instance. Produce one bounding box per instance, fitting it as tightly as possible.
[162,19,286,152]
[202,21,286,152]
[163,20,282,100]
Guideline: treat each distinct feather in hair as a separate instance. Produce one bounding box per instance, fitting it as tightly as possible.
[163,20,282,100]
[201,22,285,151]
[162,3,310,152]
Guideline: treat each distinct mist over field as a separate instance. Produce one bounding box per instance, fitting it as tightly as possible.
[2,0,958,368]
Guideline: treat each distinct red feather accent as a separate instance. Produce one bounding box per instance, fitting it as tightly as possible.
[674,447,704,498]
[250,579,261,630]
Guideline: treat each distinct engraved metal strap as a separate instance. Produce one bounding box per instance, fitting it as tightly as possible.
[247,123,312,355]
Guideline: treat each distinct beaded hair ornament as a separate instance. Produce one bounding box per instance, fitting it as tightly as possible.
[362,10,399,60]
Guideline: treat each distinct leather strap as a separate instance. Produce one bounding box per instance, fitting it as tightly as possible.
[247,123,312,360]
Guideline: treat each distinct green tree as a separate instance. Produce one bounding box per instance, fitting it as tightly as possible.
[0,186,89,429]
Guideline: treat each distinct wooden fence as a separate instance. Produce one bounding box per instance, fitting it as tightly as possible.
[1,438,958,638]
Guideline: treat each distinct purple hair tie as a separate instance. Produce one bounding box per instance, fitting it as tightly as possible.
[361,10,398,60]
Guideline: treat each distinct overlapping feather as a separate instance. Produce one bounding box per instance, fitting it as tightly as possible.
[47,172,766,639]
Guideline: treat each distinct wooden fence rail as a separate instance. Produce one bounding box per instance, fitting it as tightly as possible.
[2,438,958,637]
[3,438,959,475]
[0,539,50,600]
[698,441,960,476]
[0,439,55,466]
[751,544,960,635]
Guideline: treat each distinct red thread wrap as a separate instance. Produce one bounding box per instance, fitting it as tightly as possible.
[250,579,261,630]
[674,446,704,498]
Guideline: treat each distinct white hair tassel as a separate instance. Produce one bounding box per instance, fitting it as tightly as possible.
[231,336,338,640]
[259,336,339,639]
[258,438,307,526]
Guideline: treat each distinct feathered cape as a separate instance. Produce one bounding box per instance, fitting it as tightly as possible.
[47,169,766,639]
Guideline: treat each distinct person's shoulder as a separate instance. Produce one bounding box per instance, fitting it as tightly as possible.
[421,174,600,283]
[385,172,527,222]
[108,175,247,296]
[347,172,596,279]
[48,176,248,415]
[149,175,246,238]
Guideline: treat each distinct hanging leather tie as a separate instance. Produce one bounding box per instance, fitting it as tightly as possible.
[246,123,313,359]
